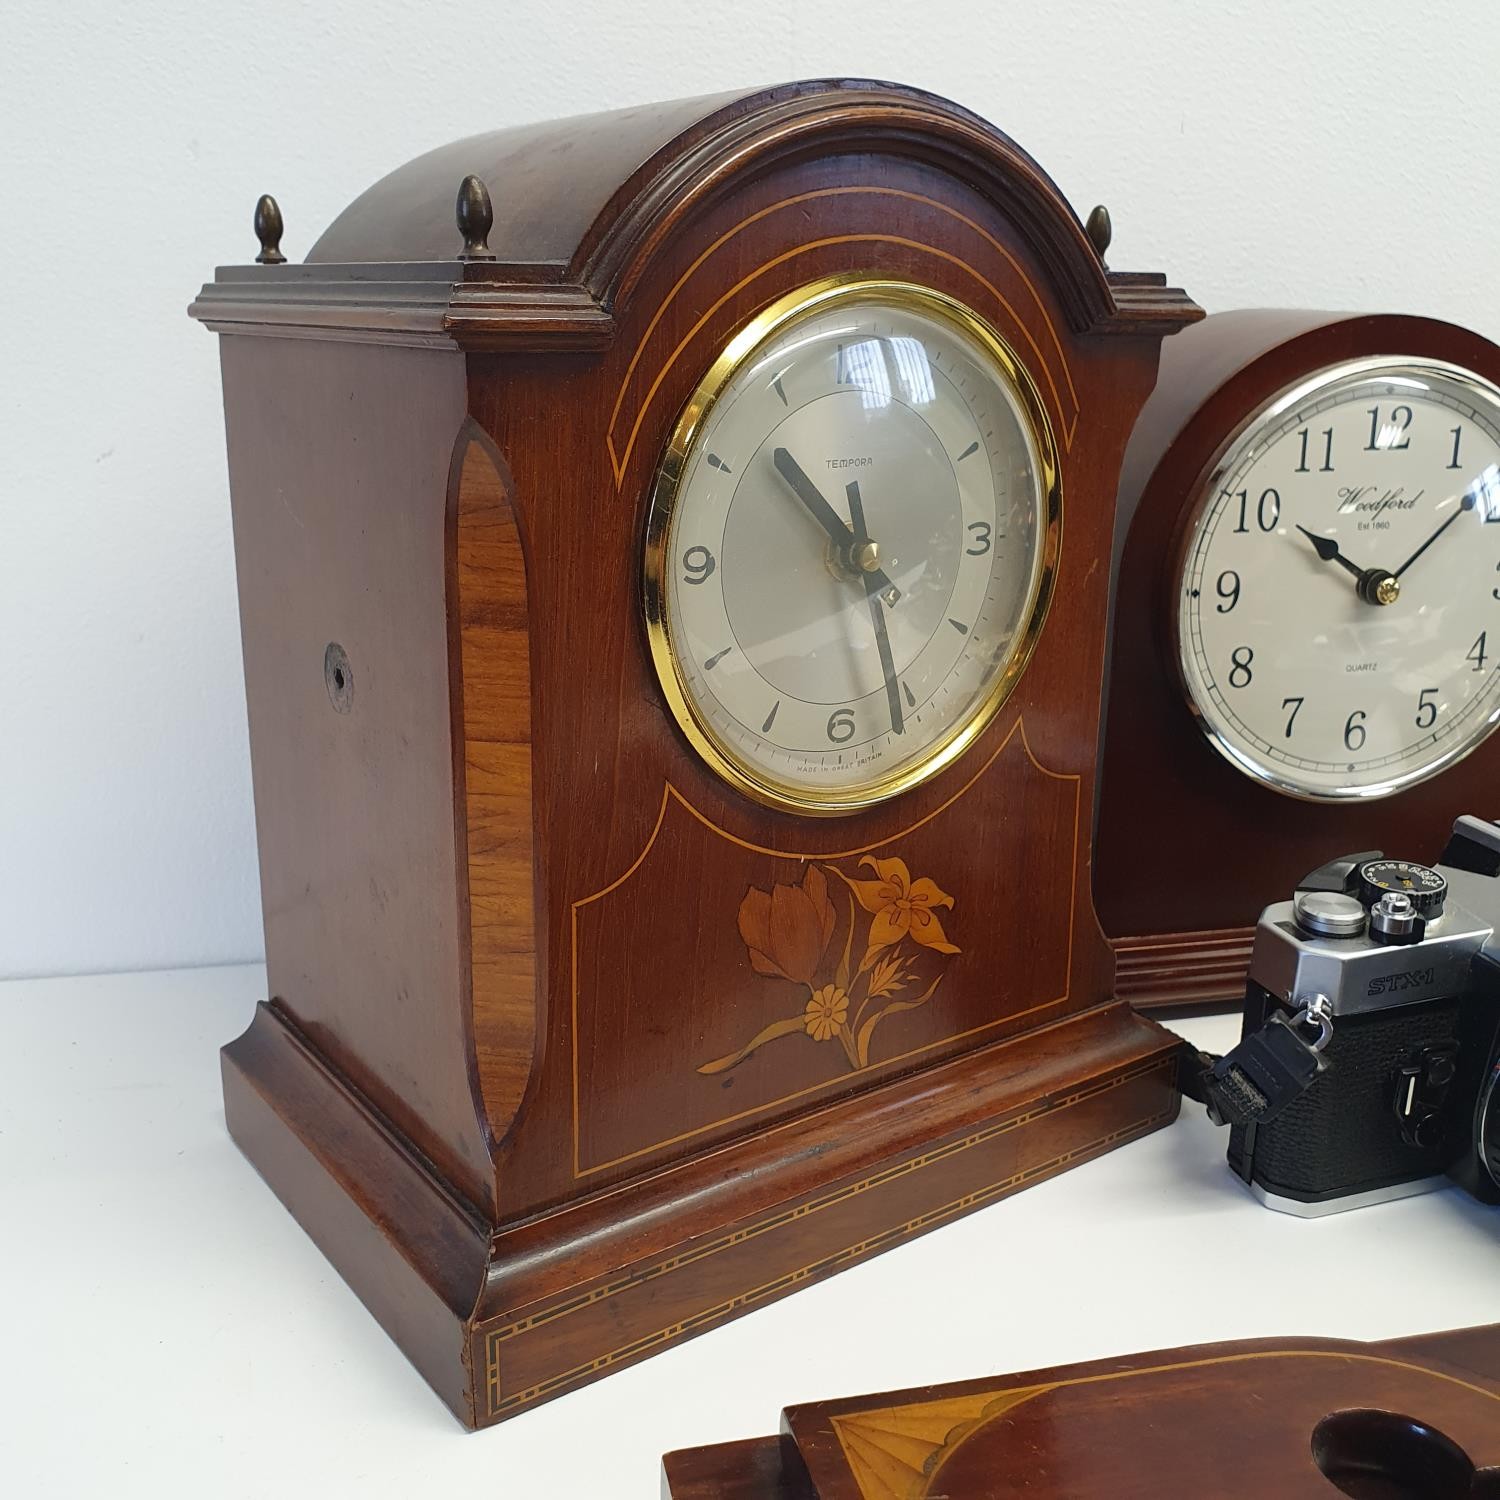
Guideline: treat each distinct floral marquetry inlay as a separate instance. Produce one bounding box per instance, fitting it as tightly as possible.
[700,855,962,1078]
[570,725,1083,1177]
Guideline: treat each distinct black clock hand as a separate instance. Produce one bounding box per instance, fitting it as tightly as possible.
[1393,495,1475,580]
[1295,524,1403,606]
[1295,524,1365,582]
[846,480,903,735]
[772,447,901,604]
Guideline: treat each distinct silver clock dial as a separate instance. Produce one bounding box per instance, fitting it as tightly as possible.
[645,280,1059,813]
[1176,356,1500,800]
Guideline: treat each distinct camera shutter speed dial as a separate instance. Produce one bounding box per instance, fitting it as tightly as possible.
[1356,858,1448,915]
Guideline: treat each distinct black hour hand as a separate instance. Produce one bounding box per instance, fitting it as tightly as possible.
[772,447,901,604]
[1296,524,1364,581]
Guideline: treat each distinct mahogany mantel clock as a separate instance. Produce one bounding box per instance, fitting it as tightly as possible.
[1097,311,1500,1009]
[191,79,1200,1428]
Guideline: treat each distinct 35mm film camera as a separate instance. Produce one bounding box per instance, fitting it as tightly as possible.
[1194,816,1500,1216]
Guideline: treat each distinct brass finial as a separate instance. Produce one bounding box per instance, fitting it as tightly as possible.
[456,175,496,261]
[254,194,286,265]
[1085,204,1112,262]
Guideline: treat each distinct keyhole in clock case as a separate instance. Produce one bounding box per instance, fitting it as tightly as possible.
[324,642,353,714]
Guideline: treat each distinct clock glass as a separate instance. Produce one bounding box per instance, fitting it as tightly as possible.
[643,277,1060,814]
[1176,356,1500,800]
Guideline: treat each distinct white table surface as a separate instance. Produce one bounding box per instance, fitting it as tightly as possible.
[3,965,1498,1497]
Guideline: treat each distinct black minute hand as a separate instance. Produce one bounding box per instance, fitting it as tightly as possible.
[772,447,901,604]
[846,480,903,736]
[1393,495,1474,580]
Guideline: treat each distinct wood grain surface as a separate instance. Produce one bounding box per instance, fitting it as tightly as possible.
[663,1325,1500,1498]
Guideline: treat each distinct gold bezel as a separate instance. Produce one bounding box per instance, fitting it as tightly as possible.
[642,274,1063,816]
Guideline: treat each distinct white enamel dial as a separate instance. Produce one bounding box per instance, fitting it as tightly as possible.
[1177,356,1500,800]
[644,280,1059,813]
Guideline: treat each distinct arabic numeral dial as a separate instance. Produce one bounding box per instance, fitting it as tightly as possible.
[646,282,1058,812]
[1175,356,1500,799]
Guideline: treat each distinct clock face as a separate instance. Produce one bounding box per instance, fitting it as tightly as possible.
[1175,356,1500,800]
[643,278,1060,814]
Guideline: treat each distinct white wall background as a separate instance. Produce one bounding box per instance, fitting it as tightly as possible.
[3,1,1497,979]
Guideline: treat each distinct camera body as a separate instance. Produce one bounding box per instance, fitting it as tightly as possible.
[1228,815,1500,1216]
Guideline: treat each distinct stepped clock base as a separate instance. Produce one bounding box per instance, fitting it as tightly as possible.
[223,997,1182,1429]
[1111,927,1255,1011]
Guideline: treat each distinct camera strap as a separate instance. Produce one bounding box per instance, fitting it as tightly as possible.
[1180,1001,1334,1128]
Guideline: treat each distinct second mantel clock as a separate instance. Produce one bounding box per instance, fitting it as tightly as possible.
[1099,310,1500,1008]
[191,79,1200,1428]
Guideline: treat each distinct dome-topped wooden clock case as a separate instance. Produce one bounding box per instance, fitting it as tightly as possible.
[191,80,1201,1428]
